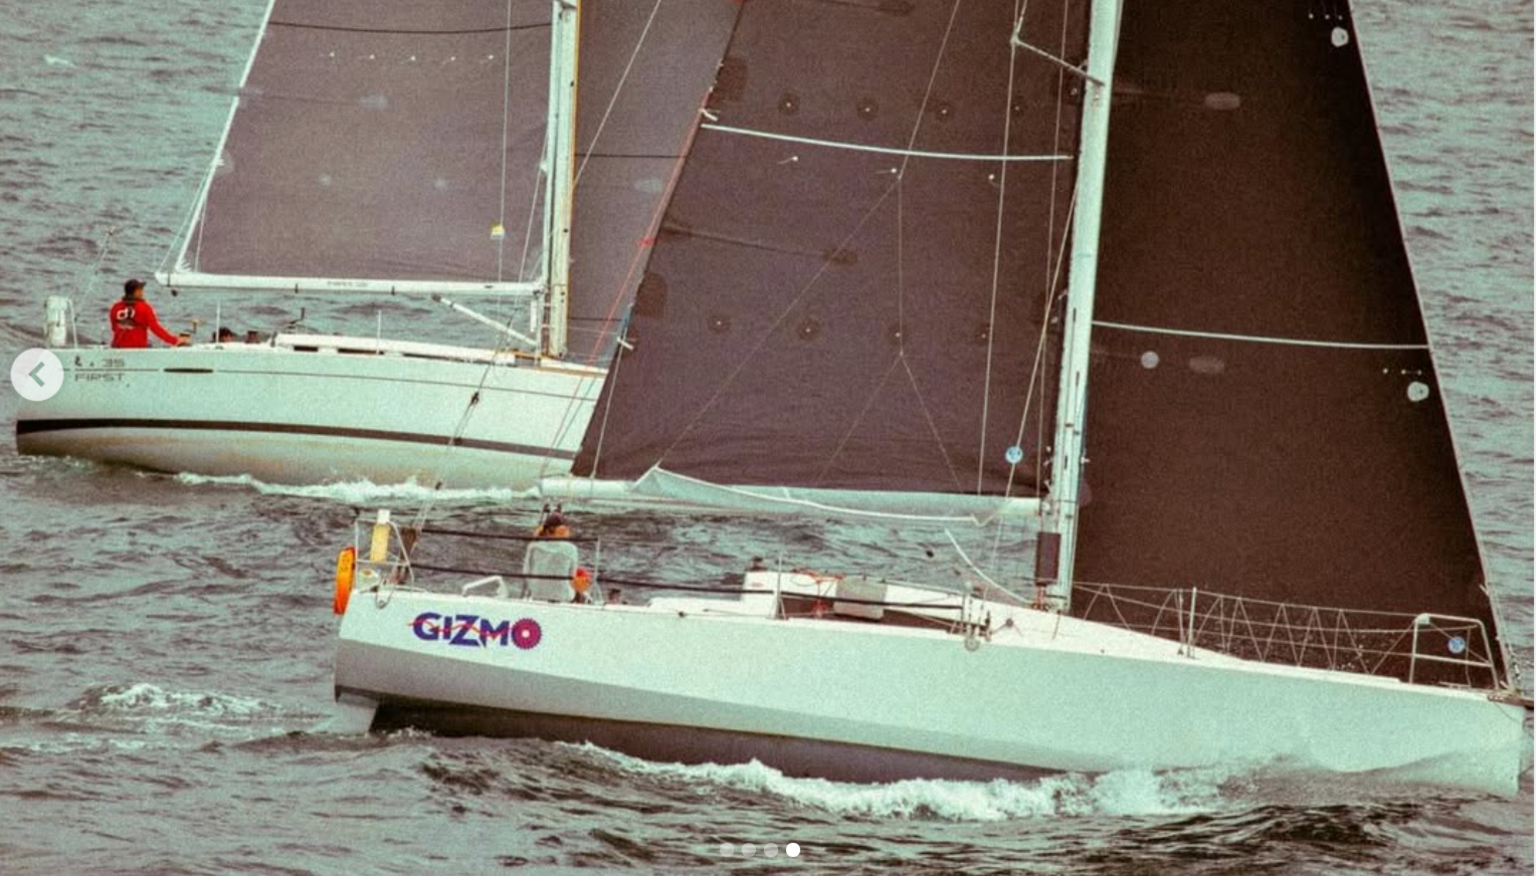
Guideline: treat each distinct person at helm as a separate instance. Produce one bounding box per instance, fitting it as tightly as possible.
[109,279,187,348]
[521,510,590,602]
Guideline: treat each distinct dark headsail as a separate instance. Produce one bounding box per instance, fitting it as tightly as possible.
[1074,2,1499,666]
[566,0,741,366]
[165,0,552,291]
[571,1,1089,512]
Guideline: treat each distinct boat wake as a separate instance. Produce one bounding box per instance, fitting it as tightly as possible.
[173,472,536,507]
[574,744,1241,821]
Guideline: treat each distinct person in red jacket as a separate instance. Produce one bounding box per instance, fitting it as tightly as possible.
[109,279,187,348]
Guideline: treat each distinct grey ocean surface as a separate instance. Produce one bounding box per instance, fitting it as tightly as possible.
[0,1,1531,874]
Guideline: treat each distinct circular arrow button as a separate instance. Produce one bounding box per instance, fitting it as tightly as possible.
[10,349,65,402]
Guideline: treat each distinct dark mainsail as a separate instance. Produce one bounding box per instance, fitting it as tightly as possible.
[1074,3,1499,660]
[572,1,1088,505]
[168,0,552,289]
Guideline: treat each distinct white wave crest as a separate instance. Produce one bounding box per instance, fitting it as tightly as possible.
[93,682,273,719]
[581,747,1236,821]
[173,472,533,506]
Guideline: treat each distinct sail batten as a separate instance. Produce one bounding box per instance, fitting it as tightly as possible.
[701,124,1077,163]
[1094,320,1433,351]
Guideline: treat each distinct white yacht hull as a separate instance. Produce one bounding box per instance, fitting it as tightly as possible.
[14,336,604,489]
[333,575,1528,794]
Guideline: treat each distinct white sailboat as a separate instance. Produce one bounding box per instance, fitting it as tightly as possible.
[329,0,1531,794]
[14,0,609,489]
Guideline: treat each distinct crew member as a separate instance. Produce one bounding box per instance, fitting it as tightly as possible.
[110,279,186,348]
[521,510,584,602]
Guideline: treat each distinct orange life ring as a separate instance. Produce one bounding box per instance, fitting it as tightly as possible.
[334,546,356,615]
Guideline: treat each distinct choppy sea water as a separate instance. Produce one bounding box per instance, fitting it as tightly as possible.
[0,1,1530,874]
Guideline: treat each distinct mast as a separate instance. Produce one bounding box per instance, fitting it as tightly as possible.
[542,0,580,357]
[1040,0,1121,610]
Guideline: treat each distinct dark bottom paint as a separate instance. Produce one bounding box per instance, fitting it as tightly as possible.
[14,418,576,460]
[352,690,1054,785]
